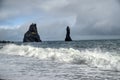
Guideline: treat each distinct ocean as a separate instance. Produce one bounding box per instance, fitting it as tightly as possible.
[0,40,120,80]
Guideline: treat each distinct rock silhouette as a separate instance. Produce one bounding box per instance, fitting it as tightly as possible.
[65,26,72,41]
[23,23,41,42]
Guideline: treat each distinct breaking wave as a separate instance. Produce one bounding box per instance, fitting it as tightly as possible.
[0,44,120,71]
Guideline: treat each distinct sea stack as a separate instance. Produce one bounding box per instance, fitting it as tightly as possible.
[23,23,41,42]
[65,26,72,41]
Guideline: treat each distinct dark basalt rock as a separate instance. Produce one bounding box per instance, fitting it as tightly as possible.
[65,26,72,41]
[23,23,41,42]
[0,40,14,43]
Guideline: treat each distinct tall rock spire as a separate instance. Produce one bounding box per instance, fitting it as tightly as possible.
[65,26,72,41]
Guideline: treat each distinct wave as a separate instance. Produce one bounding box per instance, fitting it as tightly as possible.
[0,44,120,71]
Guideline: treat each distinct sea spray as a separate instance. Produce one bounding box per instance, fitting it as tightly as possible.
[0,44,120,71]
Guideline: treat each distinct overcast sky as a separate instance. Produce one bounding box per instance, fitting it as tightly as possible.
[0,0,120,41]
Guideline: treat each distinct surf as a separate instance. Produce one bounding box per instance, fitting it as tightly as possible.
[0,44,120,71]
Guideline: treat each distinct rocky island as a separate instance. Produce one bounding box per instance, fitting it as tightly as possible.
[23,23,42,42]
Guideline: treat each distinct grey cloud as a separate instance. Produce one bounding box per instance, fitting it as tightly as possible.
[71,0,120,35]
[0,28,20,41]
[0,0,120,41]
[0,0,45,21]
[40,0,120,35]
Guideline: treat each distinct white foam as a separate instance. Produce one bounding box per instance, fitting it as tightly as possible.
[0,44,120,71]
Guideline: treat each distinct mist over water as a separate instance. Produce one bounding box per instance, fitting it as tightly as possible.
[0,40,120,80]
